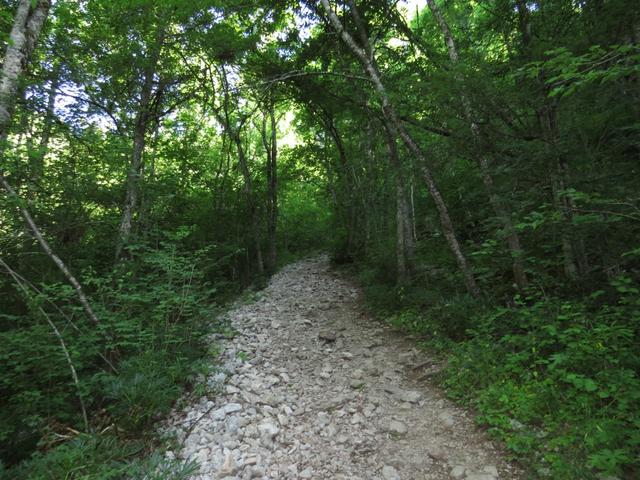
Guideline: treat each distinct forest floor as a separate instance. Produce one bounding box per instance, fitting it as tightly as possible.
[160,256,524,480]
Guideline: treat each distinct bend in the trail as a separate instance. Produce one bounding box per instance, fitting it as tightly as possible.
[162,256,522,480]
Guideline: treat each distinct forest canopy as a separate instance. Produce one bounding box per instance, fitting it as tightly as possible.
[0,0,638,478]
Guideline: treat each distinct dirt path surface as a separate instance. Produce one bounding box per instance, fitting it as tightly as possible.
[162,256,523,480]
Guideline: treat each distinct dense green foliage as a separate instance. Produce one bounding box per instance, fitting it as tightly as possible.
[0,0,638,478]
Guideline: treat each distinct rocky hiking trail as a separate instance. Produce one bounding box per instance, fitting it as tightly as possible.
[161,256,523,480]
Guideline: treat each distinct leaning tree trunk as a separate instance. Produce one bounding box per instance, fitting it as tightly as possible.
[1,178,101,326]
[319,0,480,297]
[426,0,529,290]
[0,0,101,326]
[0,0,51,137]
[0,258,90,432]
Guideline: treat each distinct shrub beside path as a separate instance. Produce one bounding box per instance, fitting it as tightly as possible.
[161,256,523,480]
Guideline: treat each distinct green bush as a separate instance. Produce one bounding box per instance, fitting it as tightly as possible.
[357,249,640,479]
[442,277,640,478]
[1,434,197,480]
[98,352,182,431]
[0,229,218,475]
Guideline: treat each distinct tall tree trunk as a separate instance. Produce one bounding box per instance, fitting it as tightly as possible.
[514,0,588,279]
[410,180,417,242]
[426,0,529,290]
[383,124,415,282]
[215,66,264,276]
[115,25,165,260]
[323,112,357,258]
[261,100,278,275]
[515,0,533,52]
[28,66,59,194]
[320,0,480,296]
[116,110,147,259]
[321,131,339,213]
[234,132,265,276]
[539,101,589,279]
[138,120,160,233]
[0,0,101,327]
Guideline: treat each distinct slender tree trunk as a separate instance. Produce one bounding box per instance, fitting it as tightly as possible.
[363,117,375,249]
[515,0,533,52]
[1,178,102,326]
[514,0,588,280]
[410,180,417,241]
[320,0,479,296]
[234,133,264,276]
[426,0,528,290]
[138,120,160,233]
[214,66,264,276]
[261,101,278,274]
[323,112,357,258]
[539,102,589,279]
[28,67,59,195]
[116,113,147,259]
[0,258,90,432]
[321,131,339,212]
[0,0,51,139]
[383,124,415,282]
[395,180,408,281]
[115,26,165,260]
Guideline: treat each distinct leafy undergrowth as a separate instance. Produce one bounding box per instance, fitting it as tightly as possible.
[358,265,640,479]
[0,230,232,479]
[2,434,198,480]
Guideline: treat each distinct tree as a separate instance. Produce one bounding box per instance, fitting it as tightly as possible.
[426,0,529,290]
[0,0,100,326]
[260,93,279,274]
[318,0,480,296]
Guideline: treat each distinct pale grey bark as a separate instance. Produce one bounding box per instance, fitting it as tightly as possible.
[1,177,102,326]
[138,120,160,231]
[426,0,529,290]
[116,113,147,259]
[384,124,415,282]
[319,0,479,296]
[0,0,51,139]
[28,68,59,191]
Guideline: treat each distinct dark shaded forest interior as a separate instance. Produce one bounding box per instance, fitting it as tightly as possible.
[0,0,639,478]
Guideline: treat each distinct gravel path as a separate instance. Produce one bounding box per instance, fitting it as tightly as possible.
[162,256,523,480]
